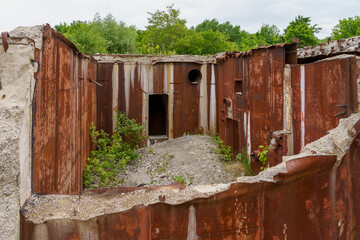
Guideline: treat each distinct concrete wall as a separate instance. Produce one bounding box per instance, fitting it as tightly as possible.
[0,26,41,240]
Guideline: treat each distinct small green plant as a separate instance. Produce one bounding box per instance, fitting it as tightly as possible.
[211,135,232,162]
[148,148,154,154]
[257,145,269,170]
[172,175,186,185]
[235,148,253,176]
[158,153,174,173]
[83,111,145,188]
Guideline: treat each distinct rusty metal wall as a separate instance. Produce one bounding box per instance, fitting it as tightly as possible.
[291,57,358,154]
[32,25,97,194]
[216,47,286,155]
[97,63,113,135]
[21,129,360,239]
[172,63,201,137]
[97,61,210,138]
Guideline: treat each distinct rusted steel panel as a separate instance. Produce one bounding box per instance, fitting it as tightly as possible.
[22,139,360,239]
[349,135,360,239]
[292,57,357,154]
[173,63,201,137]
[118,62,126,113]
[247,49,284,152]
[33,26,97,194]
[152,63,165,94]
[264,155,342,239]
[97,63,113,135]
[32,29,58,193]
[128,64,143,123]
[225,118,240,154]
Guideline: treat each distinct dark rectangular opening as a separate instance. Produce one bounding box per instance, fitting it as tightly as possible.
[149,94,167,136]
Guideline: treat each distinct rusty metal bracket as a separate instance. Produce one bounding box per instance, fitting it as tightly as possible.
[334,104,347,108]
[1,32,10,53]
[88,77,102,87]
[334,110,347,117]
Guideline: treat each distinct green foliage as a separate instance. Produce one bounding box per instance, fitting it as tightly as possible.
[83,112,145,188]
[256,24,282,45]
[93,13,138,54]
[257,145,269,170]
[211,135,232,162]
[55,14,138,54]
[235,148,253,176]
[55,21,108,54]
[283,16,321,48]
[194,18,255,51]
[332,16,360,40]
[139,7,238,55]
[158,153,174,173]
[172,175,186,185]
[138,5,188,55]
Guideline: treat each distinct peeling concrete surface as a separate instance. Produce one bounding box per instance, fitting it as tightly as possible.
[93,54,216,64]
[0,31,38,239]
[22,184,230,224]
[301,112,360,161]
[298,36,360,60]
[9,25,44,49]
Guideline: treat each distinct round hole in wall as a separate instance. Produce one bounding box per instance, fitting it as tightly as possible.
[188,69,202,83]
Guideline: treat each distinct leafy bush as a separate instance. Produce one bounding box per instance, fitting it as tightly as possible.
[257,145,269,170]
[211,135,232,162]
[83,111,145,188]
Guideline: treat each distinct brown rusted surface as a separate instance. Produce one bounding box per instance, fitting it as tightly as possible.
[217,47,286,156]
[292,56,357,154]
[97,63,113,135]
[173,62,201,137]
[1,32,9,52]
[22,142,360,239]
[32,25,97,194]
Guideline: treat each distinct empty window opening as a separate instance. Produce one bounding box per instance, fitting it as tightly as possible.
[188,69,202,84]
[149,94,167,136]
[235,80,243,95]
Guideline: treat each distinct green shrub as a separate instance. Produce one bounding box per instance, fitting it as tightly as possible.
[257,145,269,170]
[172,175,186,185]
[211,135,232,162]
[83,111,145,188]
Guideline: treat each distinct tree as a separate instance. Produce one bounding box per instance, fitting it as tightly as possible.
[255,24,282,45]
[55,21,108,54]
[332,16,360,40]
[283,16,321,48]
[139,5,188,54]
[93,13,138,54]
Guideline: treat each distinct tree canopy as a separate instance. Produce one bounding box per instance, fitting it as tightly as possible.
[283,16,321,48]
[55,13,138,54]
[54,7,360,55]
[332,16,360,40]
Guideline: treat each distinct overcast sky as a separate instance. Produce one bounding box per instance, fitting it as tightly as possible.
[1,0,359,39]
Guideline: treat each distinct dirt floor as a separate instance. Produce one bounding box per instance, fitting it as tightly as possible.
[118,135,244,187]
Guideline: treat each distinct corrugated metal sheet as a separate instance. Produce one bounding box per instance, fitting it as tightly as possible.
[32,25,97,194]
[97,63,113,135]
[291,56,357,154]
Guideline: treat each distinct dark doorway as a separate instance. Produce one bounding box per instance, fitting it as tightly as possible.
[149,94,167,136]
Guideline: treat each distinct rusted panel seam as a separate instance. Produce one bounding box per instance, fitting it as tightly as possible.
[1,32,9,52]
[54,38,59,192]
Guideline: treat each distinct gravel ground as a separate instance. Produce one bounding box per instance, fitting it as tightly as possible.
[118,135,241,187]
